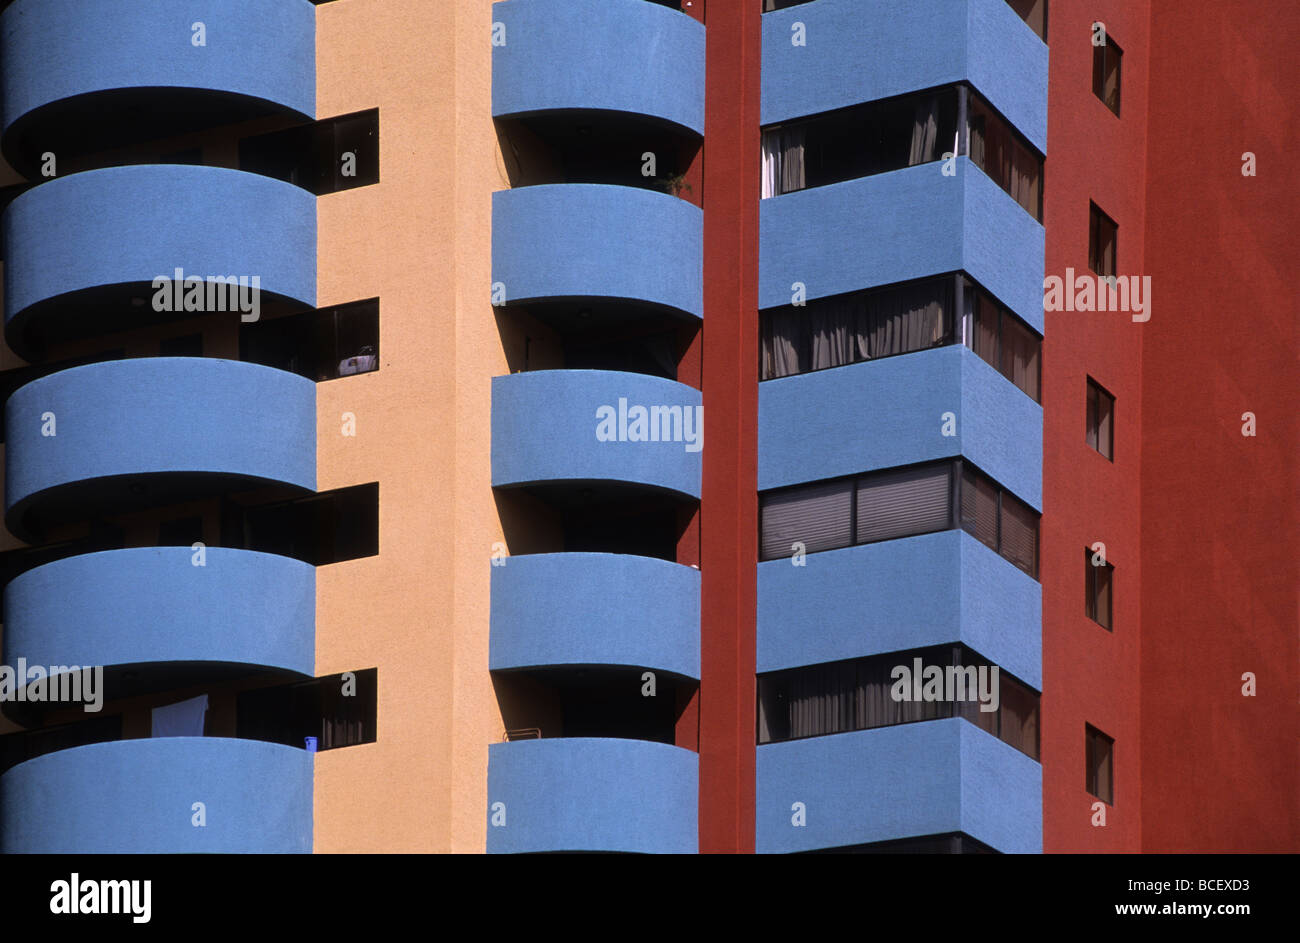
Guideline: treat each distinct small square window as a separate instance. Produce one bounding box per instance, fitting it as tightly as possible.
[1088,203,1117,277]
[1086,377,1114,460]
[1085,724,1114,804]
[1085,547,1114,630]
[1092,29,1122,115]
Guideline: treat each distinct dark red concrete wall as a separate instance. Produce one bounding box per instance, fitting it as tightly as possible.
[1040,0,1150,852]
[1137,1,1299,852]
[698,0,760,854]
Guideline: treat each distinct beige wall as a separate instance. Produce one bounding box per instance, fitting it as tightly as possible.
[312,0,505,853]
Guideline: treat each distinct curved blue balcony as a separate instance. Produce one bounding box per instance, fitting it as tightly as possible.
[493,0,705,136]
[493,185,703,320]
[0,738,312,853]
[760,345,1042,507]
[491,552,700,680]
[492,370,702,500]
[759,530,1041,688]
[487,737,697,853]
[761,159,1044,332]
[3,165,316,357]
[3,548,314,703]
[4,358,316,540]
[1,0,315,173]
[757,718,1041,853]
[762,0,1046,153]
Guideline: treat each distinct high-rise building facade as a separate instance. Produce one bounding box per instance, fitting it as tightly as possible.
[0,0,1292,855]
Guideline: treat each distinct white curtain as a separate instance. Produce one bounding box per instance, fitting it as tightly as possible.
[151,695,209,737]
[761,126,806,198]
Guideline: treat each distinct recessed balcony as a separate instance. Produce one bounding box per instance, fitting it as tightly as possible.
[761,0,1046,153]
[492,184,702,322]
[2,547,314,720]
[4,358,316,540]
[491,551,700,680]
[491,369,702,500]
[759,345,1042,506]
[757,718,1042,853]
[0,737,312,853]
[758,529,1041,686]
[3,165,316,358]
[0,0,315,175]
[487,737,697,853]
[760,160,1044,332]
[492,0,704,137]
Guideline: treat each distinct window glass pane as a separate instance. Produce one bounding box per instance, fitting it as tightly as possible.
[1096,562,1113,629]
[1086,383,1100,450]
[971,293,999,369]
[999,314,1041,401]
[999,491,1038,575]
[960,467,999,550]
[1000,674,1040,760]
[856,464,952,544]
[1103,45,1122,114]
[760,308,806,380]
[1098,389,1114,459]
[760,479,853,560]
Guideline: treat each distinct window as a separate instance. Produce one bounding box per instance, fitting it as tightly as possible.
[1085,547,1114,629]
[229,482,379,565]
[1088,203,1118,276]
[1086,377,1114,459]
[1005,0,1048,41]
[1092,29,1122,115]
[760,275,954,380]
[759,459,1039,577]
[158,516,204,547]
[763,0,812,10]
[966,90,1043,220]
[759,272,1042,402]
[240,299,379,382]
[757,644,1041,760]
[239,109,379,195]
[159,333,203,358]
[805,833,998,854]
[761,88,960,197]
[237,668,378,751]
[1085,724,1114,804]
[961,279,1041,401]
[761,85,1043,221]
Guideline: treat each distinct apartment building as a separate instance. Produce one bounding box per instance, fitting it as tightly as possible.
[0,0,1292,854]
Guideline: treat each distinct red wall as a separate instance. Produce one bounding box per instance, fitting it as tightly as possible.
[1137,2,1299,852]
[1040,0,1150,852]
[698,0,760,854]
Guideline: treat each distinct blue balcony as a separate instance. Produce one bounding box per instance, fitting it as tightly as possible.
[1,0,315,173]
[758,529,1041,688]
[757,718,1042,853]
[0,738,313,853]
[487,737,697,853]
[4,358,316,540]
[491,552,700,680]
[3,165,317,357]
[492,184,703,320]
[760,159,1044,331]
[3,548,315,700]
[492,370,702,500]
[492,0,705,136]
[762,0,1046,154]
[759,345,1042,507]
